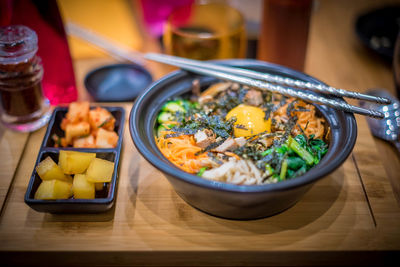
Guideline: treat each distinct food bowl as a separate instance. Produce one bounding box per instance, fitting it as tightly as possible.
[129,59,357,220]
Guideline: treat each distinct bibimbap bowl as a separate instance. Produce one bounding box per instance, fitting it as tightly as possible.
[129,59,357,220]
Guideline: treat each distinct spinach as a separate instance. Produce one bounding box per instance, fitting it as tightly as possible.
[294,134,328,164]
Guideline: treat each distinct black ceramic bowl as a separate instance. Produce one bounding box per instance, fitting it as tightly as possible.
[129,59,357,220]
[355,5,400,61]
[25,106,125,213]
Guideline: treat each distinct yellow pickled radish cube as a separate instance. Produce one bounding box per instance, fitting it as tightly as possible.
[86,158,115,183]
[59,150,96,174]
[36,156,72,182]
[34,179,72,200]
[95,183,104,191]
[73,174,95,199]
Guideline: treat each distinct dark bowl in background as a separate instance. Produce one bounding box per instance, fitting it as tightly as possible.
[355,5,400,61]
[84,63,153,102]
[129,59,357,220]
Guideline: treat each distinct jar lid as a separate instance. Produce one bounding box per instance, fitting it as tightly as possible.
[0,25,38,64]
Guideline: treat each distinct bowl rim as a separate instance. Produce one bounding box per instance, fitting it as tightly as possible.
[130,59,357,193]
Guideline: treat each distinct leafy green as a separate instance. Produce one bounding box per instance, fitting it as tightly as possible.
[286,136,315,165]
[279,159,288,181]
[287,157,306,170]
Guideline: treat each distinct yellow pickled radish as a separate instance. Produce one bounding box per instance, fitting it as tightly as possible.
[73,174,95,199]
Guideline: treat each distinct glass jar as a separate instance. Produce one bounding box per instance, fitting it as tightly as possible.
[0,25,51,132]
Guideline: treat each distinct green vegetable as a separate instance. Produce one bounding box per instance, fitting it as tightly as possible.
[279,159,288,180]
[98,116,112,128]
[308,138,328,163]
[157,111,174,124]
[265,164,274,176]
[286,136,315,165]
[261,148,273,157]
[275,144,289,154]
[162,101,186,113]
[261,144,288,157]
[294,134,328,164]
[289,165,307,178]
[157,125,167,137]
[176,99,193,111]
[197,167,207,176]
[191,101,200,109]
[287,157,305,170]
[157,123,177,137]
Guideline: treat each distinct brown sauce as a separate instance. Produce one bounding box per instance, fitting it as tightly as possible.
[0,56,44,117]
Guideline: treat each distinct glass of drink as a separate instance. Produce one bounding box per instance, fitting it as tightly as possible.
[257,0,312,71]
[163,2,247,60]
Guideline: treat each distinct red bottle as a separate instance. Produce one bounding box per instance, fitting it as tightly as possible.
[0,0,77,104]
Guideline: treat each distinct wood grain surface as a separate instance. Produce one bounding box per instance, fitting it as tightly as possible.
[0,125,29,212]
[1,104,399,266]
[1,0,400,266]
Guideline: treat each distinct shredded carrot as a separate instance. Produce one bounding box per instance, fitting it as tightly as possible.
[274,99,326,139]
[156,134,210,174]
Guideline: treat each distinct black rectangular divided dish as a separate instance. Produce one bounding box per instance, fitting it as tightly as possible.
[24,106,125,213]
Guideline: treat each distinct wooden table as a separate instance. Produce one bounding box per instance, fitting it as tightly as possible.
[1,0,400,266]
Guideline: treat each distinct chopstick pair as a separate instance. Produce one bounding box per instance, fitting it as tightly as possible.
[65,22,387,118]
[145,53,387,119]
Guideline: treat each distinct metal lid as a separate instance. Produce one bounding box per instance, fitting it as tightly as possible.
[0,25,38,64]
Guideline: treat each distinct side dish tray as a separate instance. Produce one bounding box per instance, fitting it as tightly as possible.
[24,106,125,213]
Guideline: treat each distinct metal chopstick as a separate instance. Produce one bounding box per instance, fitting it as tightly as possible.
[64,21,385,118]
[145,53,384,119]
[66,22,145,65]
[146,53,390,104]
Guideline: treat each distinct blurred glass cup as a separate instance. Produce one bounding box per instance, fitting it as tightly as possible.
[257,0,312,71]
[163,2,247,60]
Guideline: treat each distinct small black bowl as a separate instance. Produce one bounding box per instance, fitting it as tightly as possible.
[24,150,119,213]
[24,106,125,213]
[129,59,357,220]
[85,63,153,102]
